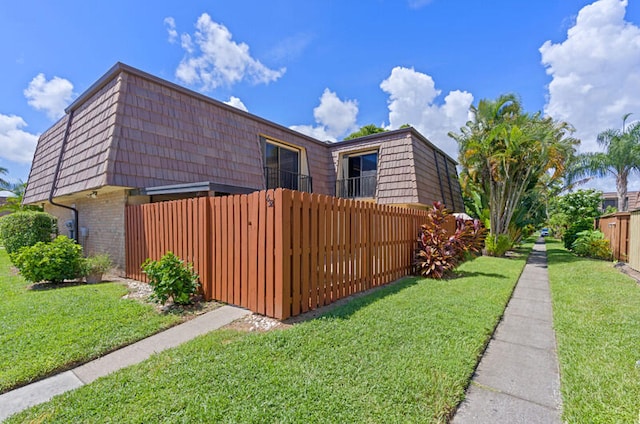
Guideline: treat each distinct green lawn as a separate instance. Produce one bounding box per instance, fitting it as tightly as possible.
[8,248,531,424]
[546,239,640,423]
[0,249,180,393]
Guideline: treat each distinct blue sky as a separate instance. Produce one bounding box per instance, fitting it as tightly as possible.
[1,0,640,191]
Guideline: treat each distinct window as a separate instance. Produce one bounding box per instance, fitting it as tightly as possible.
[263,139,312,192]
[338,151,378,198]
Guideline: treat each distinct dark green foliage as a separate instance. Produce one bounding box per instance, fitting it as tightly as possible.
[343,124,387,140]
[0,211,57,255]
[142,252,199,305]
[11,236,83,284]
[414,202,487,279]
[571,230,612,260]
[563,219,594,250]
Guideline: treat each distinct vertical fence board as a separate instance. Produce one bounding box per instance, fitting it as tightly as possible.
[233,196,241,305]
[291,192,302,316]
[301,192,311,312]
[265,190,276,317]
[240,195,249,308]
[309,194,319,310]
[248,192,259,312]
[319,195,329,306]
[226,197,235,304]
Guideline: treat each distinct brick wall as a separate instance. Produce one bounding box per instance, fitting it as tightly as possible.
[45,188,127,272]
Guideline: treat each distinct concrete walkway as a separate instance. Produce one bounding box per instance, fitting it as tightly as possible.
[0,305,250,422]
[453,239,563,423]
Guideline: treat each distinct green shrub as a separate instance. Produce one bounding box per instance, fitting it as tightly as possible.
[572,230,612,260]
[0,211,57,255]
[142,252,199,305]
[563,218,593,250]
[80,254,113,280]
[485,234,512,257]
[414,202,487,279]
[12,236,83,284]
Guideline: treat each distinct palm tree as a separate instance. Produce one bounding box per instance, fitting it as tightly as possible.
[571,114,640,211]
[0,167,9,189]
[450,94,578,237]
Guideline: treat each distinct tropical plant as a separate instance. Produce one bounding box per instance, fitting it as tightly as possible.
[485,234,512,257]
[414,202,486,279]
[343,124,387,140]
[571,230,612,260]
[0,166,9,190]
[450,94,578,244]
[81,254,113,282]
[569,114,640,211]
[12,236,83,284]
[0,181,43,213]
[563,219,594,250]
[0,211,58,255]
[547,189,603,237]
[142,252,199,305]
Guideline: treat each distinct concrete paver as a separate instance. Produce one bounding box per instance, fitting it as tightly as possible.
[0,305,250,422]
[453,239,562,423]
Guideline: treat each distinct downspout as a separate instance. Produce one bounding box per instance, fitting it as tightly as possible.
[48,110,79,242]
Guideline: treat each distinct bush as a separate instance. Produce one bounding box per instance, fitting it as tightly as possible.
[485,234,512,257]
[142,252,199,305]
[0,211,57,255]
[572,230,612,260]
[414,202,487,279]
[563,219,594,250]
[12,236,83,284]
[80,254,113,279]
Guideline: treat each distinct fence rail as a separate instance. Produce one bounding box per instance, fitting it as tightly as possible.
[125,189,449,319]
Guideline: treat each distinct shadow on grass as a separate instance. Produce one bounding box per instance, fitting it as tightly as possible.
[454,270,507,279]
[28,280,89,291]
[544,248,583,265]
[284,277,421,325]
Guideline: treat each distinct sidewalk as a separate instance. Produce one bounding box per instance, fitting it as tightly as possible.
[453,239,563,423]
[0,305,250,422]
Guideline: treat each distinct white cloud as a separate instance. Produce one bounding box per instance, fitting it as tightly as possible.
[268,33,313,62]
[24,74,74,120]
[224,96,248,112]
[164,17,178,43]
[173,13,285,90]
[0,114,39,163]
[290,88,359,141]
[540,0,640,154]
[380,66,473,159]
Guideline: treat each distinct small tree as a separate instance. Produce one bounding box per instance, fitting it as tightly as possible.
[414,202,486,279]
[548,189,603,237]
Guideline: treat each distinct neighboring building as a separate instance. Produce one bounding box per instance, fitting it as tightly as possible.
[602,191,640,212]
[0,190,17,217]
[24,62,463,271]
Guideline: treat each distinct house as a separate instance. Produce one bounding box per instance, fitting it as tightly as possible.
[602,191,640,212]
[23,62,463,270]
[0,190,17,216]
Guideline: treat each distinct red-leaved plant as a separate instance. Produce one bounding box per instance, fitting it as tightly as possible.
[414,202,487,279]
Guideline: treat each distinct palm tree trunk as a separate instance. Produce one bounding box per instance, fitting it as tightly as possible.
[617,171,628,211]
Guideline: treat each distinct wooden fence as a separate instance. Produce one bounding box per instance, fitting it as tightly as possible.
[597,212,630,262]
[125,189,450,319]
[628,211,640,271]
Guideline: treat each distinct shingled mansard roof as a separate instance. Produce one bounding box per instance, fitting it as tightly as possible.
[24,62,461,209]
